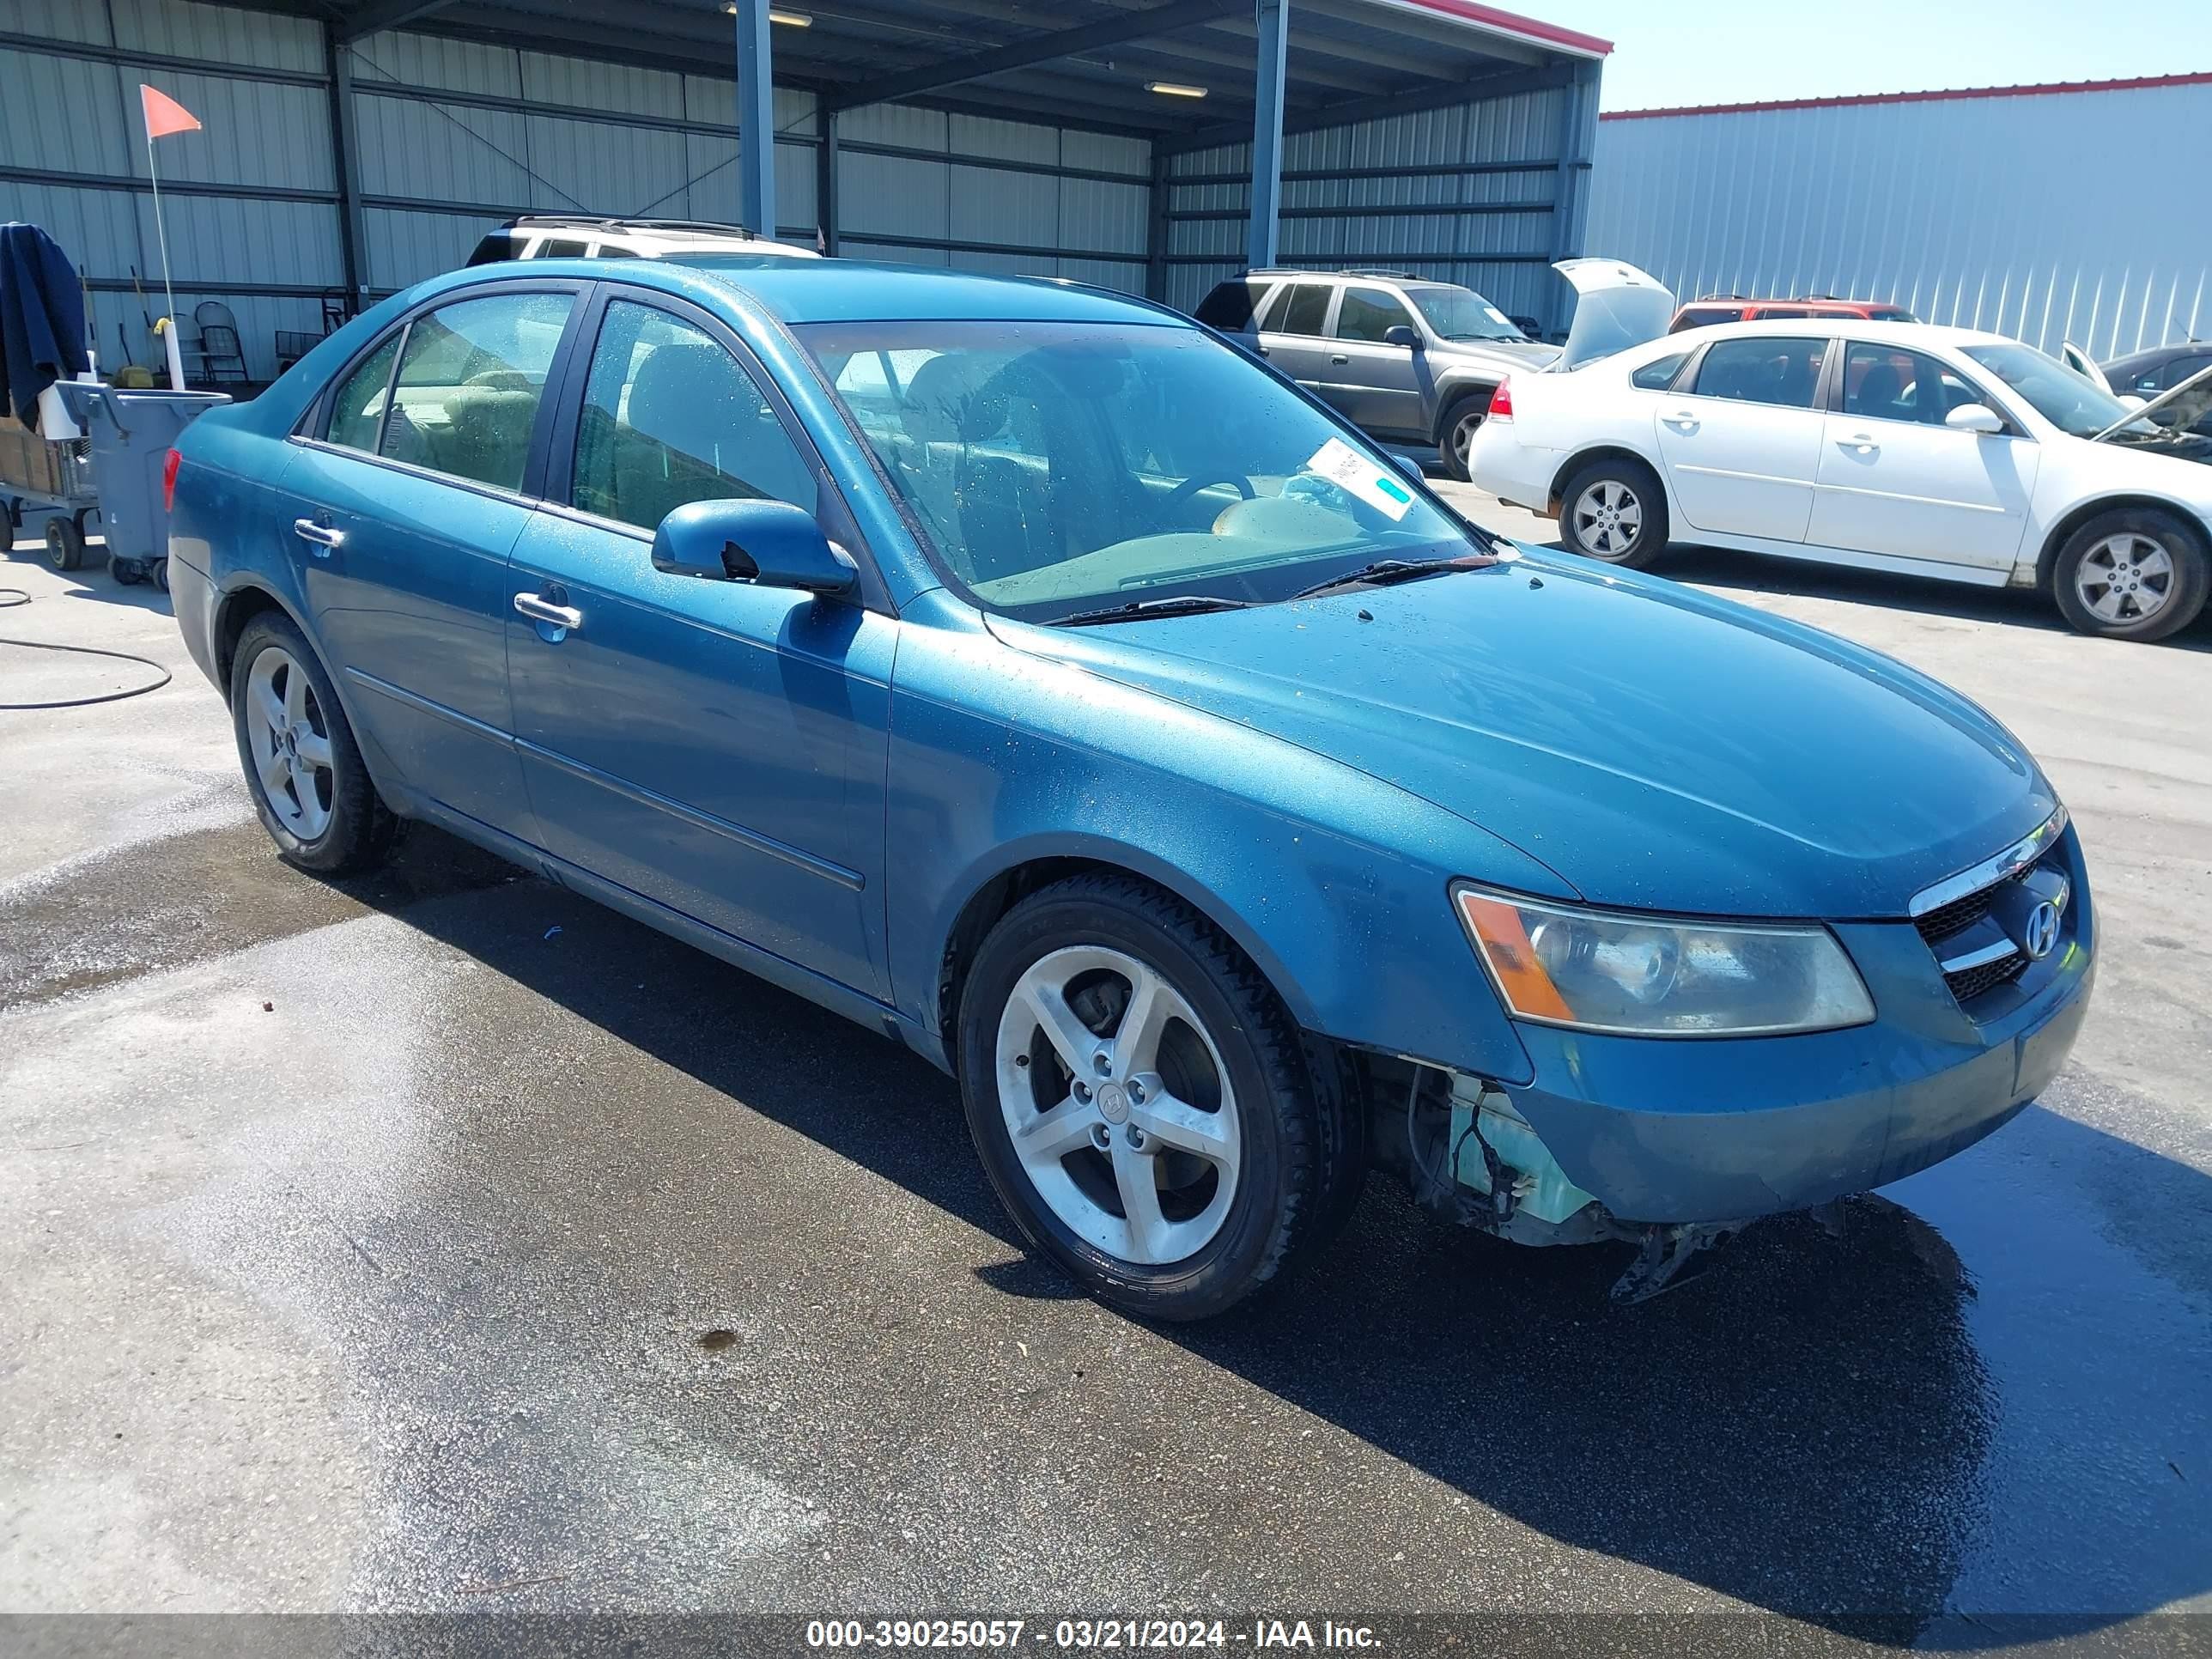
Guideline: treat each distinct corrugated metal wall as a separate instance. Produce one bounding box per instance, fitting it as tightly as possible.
[1585,82,2212,359]
[0,0,1151,380]
[1160,70,1601,334]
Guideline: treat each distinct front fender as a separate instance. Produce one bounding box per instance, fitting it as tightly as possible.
[884,592,1553,1085]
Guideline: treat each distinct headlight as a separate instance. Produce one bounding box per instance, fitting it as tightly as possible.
[1452,884,1875,1037]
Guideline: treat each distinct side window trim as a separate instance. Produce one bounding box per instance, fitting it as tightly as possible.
[293,277,596,507]
[539,282,894,615]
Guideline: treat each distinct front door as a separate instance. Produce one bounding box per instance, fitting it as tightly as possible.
[285,285,579,842]
[1808,343,2039,570]
[1652,333,1832,542]
[504,292,893,999]
[1323,284,1427,440]
[1255,280,1335,400]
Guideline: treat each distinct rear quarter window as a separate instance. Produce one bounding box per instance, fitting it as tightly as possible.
[1631,350,1691,390]
[1194,281,1267,330]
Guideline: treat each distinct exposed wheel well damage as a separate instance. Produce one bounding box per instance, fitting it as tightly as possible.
[214,586,289,687]
[2035,495,2211,589]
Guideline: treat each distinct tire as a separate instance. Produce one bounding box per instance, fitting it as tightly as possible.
[1438,392,1491,483]
[229,612,398,875]
[151,558,170,594]
[2050,507,2209,642]
[957,872,1356,1322]
[43,514,85,572]
[1559,456,1670,568]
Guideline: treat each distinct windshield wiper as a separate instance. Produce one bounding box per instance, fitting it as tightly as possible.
[1291,553,1499,602]
[1048,593,1259,628]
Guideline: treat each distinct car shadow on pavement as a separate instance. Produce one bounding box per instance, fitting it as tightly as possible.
[362,831,2207,1646]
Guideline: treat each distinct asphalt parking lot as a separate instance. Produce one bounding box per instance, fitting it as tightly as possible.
[3,495,2209,1649]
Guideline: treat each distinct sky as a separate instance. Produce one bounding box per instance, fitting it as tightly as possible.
[1551,0,2212,112]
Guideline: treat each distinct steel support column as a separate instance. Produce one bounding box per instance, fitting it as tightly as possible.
[1146,149,1170,300]
[817,109,839,255]
[1545,56,1601,338]
[325,27,368,314]
[1246,0,1287,271]
[733,0,775,238]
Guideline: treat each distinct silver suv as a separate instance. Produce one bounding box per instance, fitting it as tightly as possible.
[464,216,820,267]
[1194,270,1560,479]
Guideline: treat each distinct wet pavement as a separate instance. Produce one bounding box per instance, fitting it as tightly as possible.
[2,522,2209,1651]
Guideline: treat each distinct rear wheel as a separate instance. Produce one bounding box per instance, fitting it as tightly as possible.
[958,874,1354,1322]
[229,613,398,874]
[1559,456,1669,568]
[1439,392,1492,483]
[43,515,85,572]
[2051,508,2209,641]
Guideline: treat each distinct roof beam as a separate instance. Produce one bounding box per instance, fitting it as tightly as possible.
[341,0,459,41]
[826,0,1243,112]
[1156,60,1571,155]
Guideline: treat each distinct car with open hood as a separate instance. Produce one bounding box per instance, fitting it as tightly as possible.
[1470,261,2212,641]
[163,256,2094,1318]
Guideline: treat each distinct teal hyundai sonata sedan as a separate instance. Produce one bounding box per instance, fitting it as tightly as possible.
[163,257,2094,1318]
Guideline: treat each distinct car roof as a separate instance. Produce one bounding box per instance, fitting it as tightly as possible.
[672,257,1176,325]
[1660,317,2015,350]
[1678,297,1901,311]
[2105,341,2209,373]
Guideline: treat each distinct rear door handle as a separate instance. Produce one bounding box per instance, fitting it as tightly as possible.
[1838,432,1881,453]
[1660,407,1699,428]
[1330,354,1350,365]
[293,517,343,554]
[513,591,583,631]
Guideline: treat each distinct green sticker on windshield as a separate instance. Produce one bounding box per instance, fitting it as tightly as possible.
[1305,437,1414,521]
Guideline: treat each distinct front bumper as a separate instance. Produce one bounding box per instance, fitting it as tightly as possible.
[1492,830,2096,1224]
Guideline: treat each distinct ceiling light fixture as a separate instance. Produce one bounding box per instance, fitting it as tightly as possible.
[1145,81,1207,98]
[723,3,813,22]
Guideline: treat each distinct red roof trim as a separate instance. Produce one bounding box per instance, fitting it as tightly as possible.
[1601,70,2212,121]
[1383,0,1613,58]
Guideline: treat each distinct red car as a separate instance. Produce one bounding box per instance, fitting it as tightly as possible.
[1668,295,1917,331]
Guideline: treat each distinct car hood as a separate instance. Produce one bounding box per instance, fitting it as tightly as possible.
[988,552,2054,918]
[1435,337,1560,370]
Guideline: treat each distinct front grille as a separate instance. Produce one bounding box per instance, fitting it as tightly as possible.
[1914,887,1995,947]
[1916,860,2057,1006]
[1943,951,2029,1003]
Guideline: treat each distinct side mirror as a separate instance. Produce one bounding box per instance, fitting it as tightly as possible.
[652,496,858,595]
[1383,325,1423,351]
[1945,404,2005,435]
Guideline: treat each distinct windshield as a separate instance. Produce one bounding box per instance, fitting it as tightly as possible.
[796,319,1479,621]
[1405,285,1524,343]
[1961,342,2142,438]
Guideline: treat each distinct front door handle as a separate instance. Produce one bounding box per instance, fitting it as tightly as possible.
[1660,407,1699,428]
[1838,432,1881,453]
[293,518,343,554]
[513,591,583,631]
[1329,354,1350,365]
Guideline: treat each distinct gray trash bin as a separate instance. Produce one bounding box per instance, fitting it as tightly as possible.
[53,383,232,590]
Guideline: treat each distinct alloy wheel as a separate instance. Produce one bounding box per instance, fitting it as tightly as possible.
[994,945,1240,1267]
[244,646,335,842]
[2075,532,2175,624]
[1572,478,1643,559]
[1451,411,1483,470]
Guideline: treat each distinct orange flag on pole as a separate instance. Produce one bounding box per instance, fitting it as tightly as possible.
[140,84,201,140]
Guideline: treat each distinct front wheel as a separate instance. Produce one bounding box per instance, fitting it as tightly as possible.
[957,874,1354,1322]
[1559,457,1669,568]
[229,612,398,875]
[2051,509,2209,641]
[1439,393,1490,483]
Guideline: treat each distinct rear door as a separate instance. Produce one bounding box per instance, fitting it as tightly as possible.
[1651,333,1832,541]
[1324,284,1426,438]
[1807,341,2039,569]
[283,282,583,842]
[1255,280,1334,397]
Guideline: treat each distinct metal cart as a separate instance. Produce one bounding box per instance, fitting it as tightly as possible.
[0,412,101,573]
[52,382,230,590]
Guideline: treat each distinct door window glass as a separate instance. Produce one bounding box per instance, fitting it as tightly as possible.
[1333,286,1416,343]
[572,299,817,532]
[1692,336,1829,409]
[1841,344,1978,424]
[1272,283,1331,337]
[537,238,589,258]
[326,333,402,453]
[378,291,572,490]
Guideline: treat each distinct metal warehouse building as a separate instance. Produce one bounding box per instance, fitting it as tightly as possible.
[0,0,1609,382]
[1586,72,2212,360]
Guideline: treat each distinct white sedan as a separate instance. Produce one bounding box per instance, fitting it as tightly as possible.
[1468,312,2212,641]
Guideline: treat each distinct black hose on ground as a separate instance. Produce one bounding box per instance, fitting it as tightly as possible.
[0,588,174,709]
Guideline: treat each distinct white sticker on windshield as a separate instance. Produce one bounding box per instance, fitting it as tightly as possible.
[1484,304,1512,326]
[1304,437,1414,522]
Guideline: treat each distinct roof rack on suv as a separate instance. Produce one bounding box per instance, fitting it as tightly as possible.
[502,215,760,240]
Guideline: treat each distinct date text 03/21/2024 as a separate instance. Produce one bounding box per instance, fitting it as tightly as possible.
[804,1619,1382,1650]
